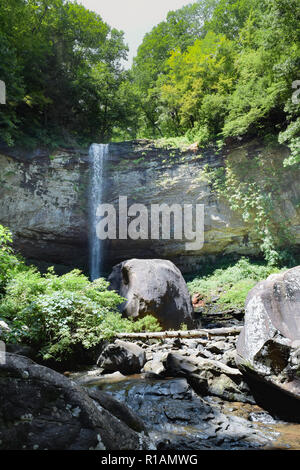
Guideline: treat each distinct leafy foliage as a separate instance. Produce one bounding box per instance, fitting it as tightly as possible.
[187,257,282,309]
[131,0,300,155]
[0,225,28,294]
[1,0,299,150]
[0,0,136,147]
[204,142,300,263]
[0,225,161,361]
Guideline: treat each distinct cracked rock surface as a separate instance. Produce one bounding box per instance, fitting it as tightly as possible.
[236,266,300,419]
[0,354,150,450]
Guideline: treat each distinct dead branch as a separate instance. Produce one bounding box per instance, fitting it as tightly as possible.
[115,326,242,340]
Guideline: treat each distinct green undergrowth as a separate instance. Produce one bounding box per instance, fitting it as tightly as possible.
[0,225,161,362]
[153,136,195,151]
[186,257,283,310]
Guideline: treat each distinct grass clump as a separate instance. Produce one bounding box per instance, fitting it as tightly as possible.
[153,136,193,151]
[187,257,282,310]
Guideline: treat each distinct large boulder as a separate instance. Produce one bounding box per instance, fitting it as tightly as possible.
[97,340,146,375]
[0,353,149,450]
[236,266,300,420]
[108,258,194,330]
[87,388,147,434]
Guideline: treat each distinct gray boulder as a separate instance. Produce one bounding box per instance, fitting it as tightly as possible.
[163,352,253,403]
[97,340,146,375]
[108,258,194,330]
[236,266,300,419]
[87,388,147,433]
[0,353,149,450]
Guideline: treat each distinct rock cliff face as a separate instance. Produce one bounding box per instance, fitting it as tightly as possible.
[0,139,299,274]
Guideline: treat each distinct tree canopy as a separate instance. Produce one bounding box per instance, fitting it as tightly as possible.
[0,0,299,162]
[0,0,135,147]
[131,0,300,165]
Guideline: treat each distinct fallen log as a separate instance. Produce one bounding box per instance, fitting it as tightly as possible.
[115,326,242,340]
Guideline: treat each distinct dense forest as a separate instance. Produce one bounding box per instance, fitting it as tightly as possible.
[1,2,300,451]
[0,0,299,167]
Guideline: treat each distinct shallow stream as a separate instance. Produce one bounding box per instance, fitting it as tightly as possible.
[84,374,300,450]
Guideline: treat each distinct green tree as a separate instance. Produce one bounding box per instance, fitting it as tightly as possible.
[132,0,219,137]
[222,0,300,148]
[205,0,258,38]
[0,0,133,146]
[159,31,236,141]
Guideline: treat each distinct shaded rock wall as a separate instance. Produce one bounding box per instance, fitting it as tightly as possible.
[0,140,299,274]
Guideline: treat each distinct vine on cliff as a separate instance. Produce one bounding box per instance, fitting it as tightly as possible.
[204,142,300,265]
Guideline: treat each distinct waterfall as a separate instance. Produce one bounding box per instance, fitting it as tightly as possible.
[89,143,109,281]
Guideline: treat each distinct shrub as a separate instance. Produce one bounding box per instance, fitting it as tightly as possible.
[0,225,29,295]
[0,230,162,361]
[0,267,162,361]
[15,292,160,361]
[187,257,282,310]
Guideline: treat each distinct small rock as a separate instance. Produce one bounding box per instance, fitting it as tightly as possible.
[142,352,168,378]
[222,349,237,368]
[207,341,226,354]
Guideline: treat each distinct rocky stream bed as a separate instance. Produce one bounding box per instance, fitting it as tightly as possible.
[86,375,300,451]
[1,263,300,450]
[69,314,300,451]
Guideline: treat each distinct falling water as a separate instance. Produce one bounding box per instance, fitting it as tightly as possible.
[89,143,109,281]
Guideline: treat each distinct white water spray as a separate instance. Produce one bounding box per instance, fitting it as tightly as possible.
[89,143,109,281]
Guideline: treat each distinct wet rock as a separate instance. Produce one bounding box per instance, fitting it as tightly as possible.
[108,258,194,330]
[92,376,275,450]
[236,266,300,420]
[142,352,169,378]
[248,411,278,424]
[93,377,213,428]
[163,352,254,403]
[0,354,149,450]
[87,388,147,433]
[97,340,146,375]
